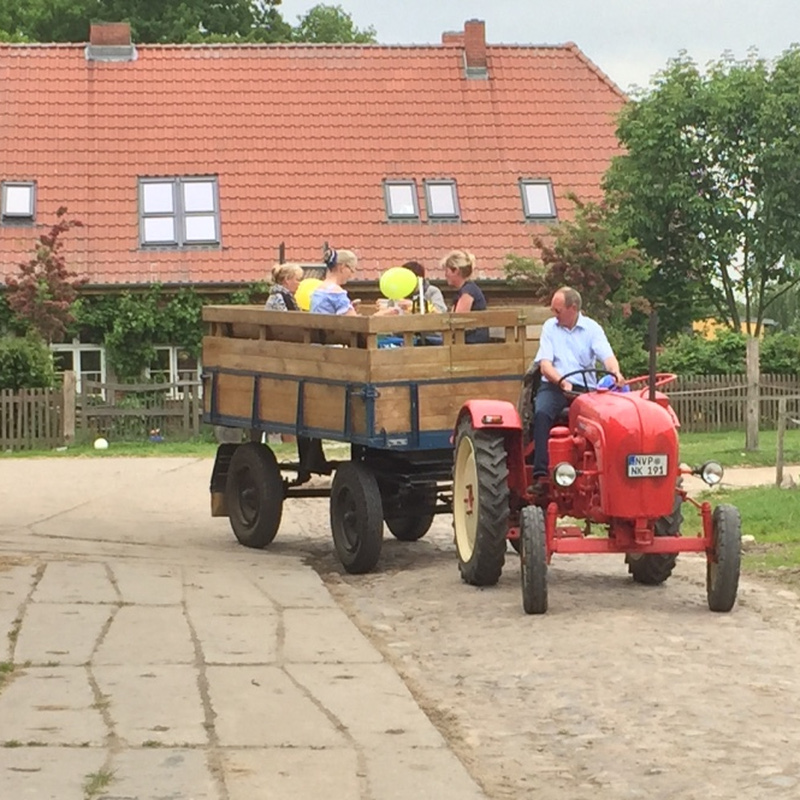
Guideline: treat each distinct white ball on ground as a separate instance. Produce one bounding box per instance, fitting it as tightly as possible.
[93,437,109,450]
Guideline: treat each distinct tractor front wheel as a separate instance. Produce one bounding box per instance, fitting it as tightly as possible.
[707,504,741,612]
[453,418,509,586]
[330,463,384,574]
[520,505,548,614]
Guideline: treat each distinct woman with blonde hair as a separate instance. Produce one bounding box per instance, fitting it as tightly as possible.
[310,248,398,316]
[265,263,304,311]
[441,249,489,343]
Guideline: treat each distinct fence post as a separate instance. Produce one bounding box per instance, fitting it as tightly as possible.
[62,371,77,443]
[776,397,786,487]
[745,337,759,451]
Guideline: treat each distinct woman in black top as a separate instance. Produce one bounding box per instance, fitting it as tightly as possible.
[265,263,303,311]
[442,249,489,344]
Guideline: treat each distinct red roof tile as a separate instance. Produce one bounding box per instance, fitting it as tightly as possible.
[0,36,625,286]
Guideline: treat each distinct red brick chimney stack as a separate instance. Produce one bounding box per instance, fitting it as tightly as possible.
[441,31,465,46]
[89,22,132,46]
[463,19,487,70]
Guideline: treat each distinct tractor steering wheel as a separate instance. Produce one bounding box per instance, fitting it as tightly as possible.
[557,368,617,398]
[622,373,678,394]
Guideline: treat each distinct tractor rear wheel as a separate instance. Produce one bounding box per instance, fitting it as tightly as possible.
[330,463,384,574]
[707,504,741,612]
[453,418,509,586]
[626,492,683,585]
[226,443,284,548]
[520,505,548,614]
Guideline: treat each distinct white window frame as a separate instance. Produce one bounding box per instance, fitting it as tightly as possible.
[383,180,420,220]
[51,342,106,395]
[520,179,557,220]
[139,176,220,247]
[424,179,460,221]
[1,181,36,222]
[146,346,202,399]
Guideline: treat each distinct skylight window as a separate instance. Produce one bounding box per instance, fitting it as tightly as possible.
[425,179,460,220]
[1,181,36,221]
[520,179,557,220]
[384,180,419,220]
[139,176,219,247]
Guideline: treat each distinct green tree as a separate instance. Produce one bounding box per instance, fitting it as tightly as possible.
[5,208,86,344]
[292,4,375,43]
[605,48,800,338]
[505,197,652,323]
[0,0,292,43]
[0,335,55,390]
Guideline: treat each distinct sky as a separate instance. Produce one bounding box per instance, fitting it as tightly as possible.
[278,0,800,92]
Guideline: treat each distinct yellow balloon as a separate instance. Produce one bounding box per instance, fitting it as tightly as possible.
[295,278,323,311]
[379,266,418,301]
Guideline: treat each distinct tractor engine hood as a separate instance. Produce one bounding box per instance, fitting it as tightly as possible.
[569,391,680,521]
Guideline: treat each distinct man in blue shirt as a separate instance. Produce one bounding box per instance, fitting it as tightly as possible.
[531,287,624,481]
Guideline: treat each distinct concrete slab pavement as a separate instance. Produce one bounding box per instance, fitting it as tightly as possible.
[0,457,489,800]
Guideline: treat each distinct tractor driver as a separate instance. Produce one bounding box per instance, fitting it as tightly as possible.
[531,287,625,486]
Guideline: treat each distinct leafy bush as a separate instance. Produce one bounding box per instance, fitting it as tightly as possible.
[657,329,800,375]
[0,335,55,390]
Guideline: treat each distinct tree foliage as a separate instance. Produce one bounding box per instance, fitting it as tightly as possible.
[292,4,375,43]
[505,197,652,323]
[605,48,800,338]
[5,208,86,344]
[0,335,55,390]
[0,1,375,43]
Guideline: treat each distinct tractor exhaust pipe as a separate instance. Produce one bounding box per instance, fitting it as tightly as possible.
[648,310,658,402]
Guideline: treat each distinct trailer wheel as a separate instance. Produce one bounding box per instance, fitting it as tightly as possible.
[520,505,548,614]
[707,504,741,612]
[226,443,284,548]
[330,463,384,574]
[453,418,509,586]
[384,484,436,542]
[626,492,682,585]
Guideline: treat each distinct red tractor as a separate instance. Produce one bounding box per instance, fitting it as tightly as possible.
[452,368,741,614]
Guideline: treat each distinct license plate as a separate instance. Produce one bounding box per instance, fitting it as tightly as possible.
[627,454,668,477]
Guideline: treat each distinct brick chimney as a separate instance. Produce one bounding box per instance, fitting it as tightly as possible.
[441,31,465,46]
[464,20,487,72]
[86,21,136,62]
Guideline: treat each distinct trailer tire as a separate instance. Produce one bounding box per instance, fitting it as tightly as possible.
[707,504,741,612]
[226,443,284,548]
[626,492,682,585]
[453,418,509,586]
[330,463,384,574]
[520,505,548,614]
[383,484,436,542]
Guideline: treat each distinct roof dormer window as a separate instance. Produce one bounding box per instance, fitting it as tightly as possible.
[384,180,419,220]
[424,179,460,221]
[1,181,36,222]
[139,176,219,248]
[520,179,557,220]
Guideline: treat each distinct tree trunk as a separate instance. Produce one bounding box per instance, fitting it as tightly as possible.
[745,337,759,451]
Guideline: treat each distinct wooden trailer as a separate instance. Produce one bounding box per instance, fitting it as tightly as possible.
[202,304,547,572]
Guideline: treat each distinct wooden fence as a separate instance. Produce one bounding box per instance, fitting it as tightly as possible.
[2,372,798,449]
[79,379,202,440]
[668,374,800,432]
[0,387,64,451]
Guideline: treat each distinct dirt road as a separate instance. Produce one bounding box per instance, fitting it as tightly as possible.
[284,477,800,800]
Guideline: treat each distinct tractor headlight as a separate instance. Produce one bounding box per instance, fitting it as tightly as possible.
[553,462,577,487]
[700,460,724,486]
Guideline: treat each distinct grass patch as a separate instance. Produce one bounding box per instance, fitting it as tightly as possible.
[683,485,800,575]
[679,428,800,468]
[0,438,352,461]
[84,769,115,799]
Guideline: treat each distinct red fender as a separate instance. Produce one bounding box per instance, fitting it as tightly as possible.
[456,399,522,433]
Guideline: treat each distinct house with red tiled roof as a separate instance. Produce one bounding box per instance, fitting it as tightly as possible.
[0,19,625,384]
